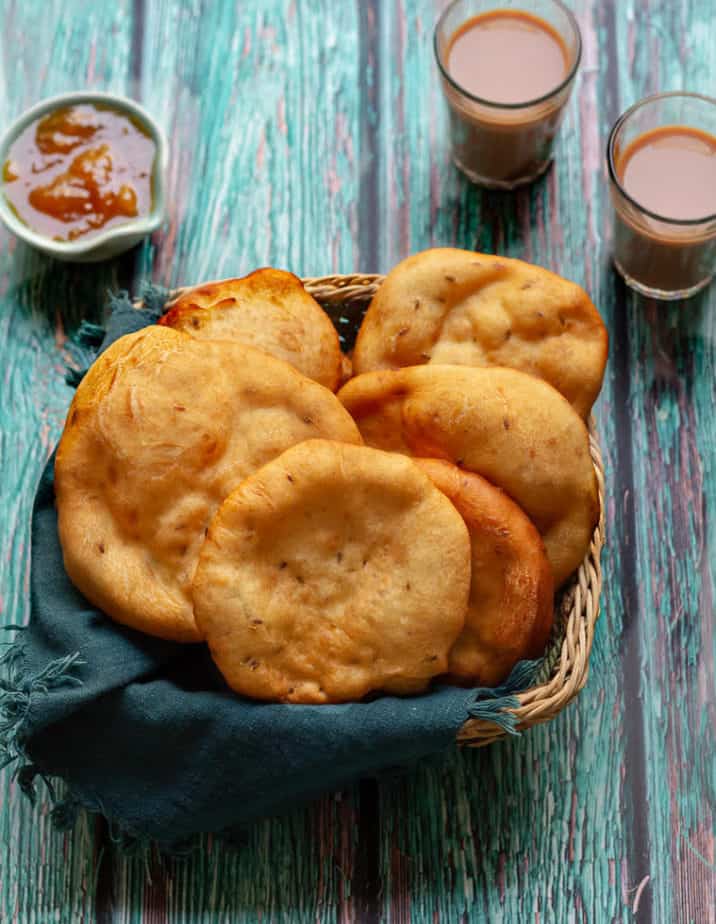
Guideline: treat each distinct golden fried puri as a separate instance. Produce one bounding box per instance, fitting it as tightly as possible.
[193,441,471,704]
[159,268,345,391]
[338,365,599,586]
[353,248,608,418]
[414,459,554,685]
[55,328,362,643]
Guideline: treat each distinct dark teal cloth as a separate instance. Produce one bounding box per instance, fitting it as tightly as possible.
[1,293,534,846]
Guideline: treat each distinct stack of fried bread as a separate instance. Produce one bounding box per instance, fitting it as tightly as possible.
[55,250,607,704]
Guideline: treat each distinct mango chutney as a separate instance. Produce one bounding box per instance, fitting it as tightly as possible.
[2,103,155,242]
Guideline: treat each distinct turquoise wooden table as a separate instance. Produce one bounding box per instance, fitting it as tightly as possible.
[1,1,714,921]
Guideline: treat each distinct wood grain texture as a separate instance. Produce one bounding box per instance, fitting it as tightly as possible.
[0,4,137,923]
[0,0,714,921]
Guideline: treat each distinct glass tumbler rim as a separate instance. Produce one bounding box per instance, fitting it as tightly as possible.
[607,90,716,227]
[433,0,582,111]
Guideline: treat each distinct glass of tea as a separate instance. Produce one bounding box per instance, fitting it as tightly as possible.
[433,0,581,188]
[607,92,716,300]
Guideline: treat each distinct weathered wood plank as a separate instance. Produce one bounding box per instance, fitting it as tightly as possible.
[0,4,136,923]
[611,3,716,922]
[138,0,363,286]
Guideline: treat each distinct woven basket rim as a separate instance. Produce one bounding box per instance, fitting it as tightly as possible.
[145,272,605,747]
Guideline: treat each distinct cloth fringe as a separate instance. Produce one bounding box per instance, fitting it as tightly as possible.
[464,658,542,735]
[0,636,84,773]
[0,630,86,825]
[64,321,104,387]
[0,632,201,856]
[138,280,171,317]
[0,635,177,856]
[64,284,170,387]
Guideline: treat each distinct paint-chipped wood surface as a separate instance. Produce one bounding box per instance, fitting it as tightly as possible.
[0,1,714,921]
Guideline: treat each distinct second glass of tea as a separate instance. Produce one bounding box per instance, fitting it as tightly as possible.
[434,0,581,188]
[607,92,716,299]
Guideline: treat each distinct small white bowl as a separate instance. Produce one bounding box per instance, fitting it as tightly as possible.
[0,91,167,263]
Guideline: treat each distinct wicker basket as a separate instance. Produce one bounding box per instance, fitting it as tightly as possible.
[157,273,606,748]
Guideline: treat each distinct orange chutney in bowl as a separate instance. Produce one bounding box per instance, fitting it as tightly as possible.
[2,103,155,242]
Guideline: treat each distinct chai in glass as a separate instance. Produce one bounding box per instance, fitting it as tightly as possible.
[434,0,581,188]
[608,93,716,299]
